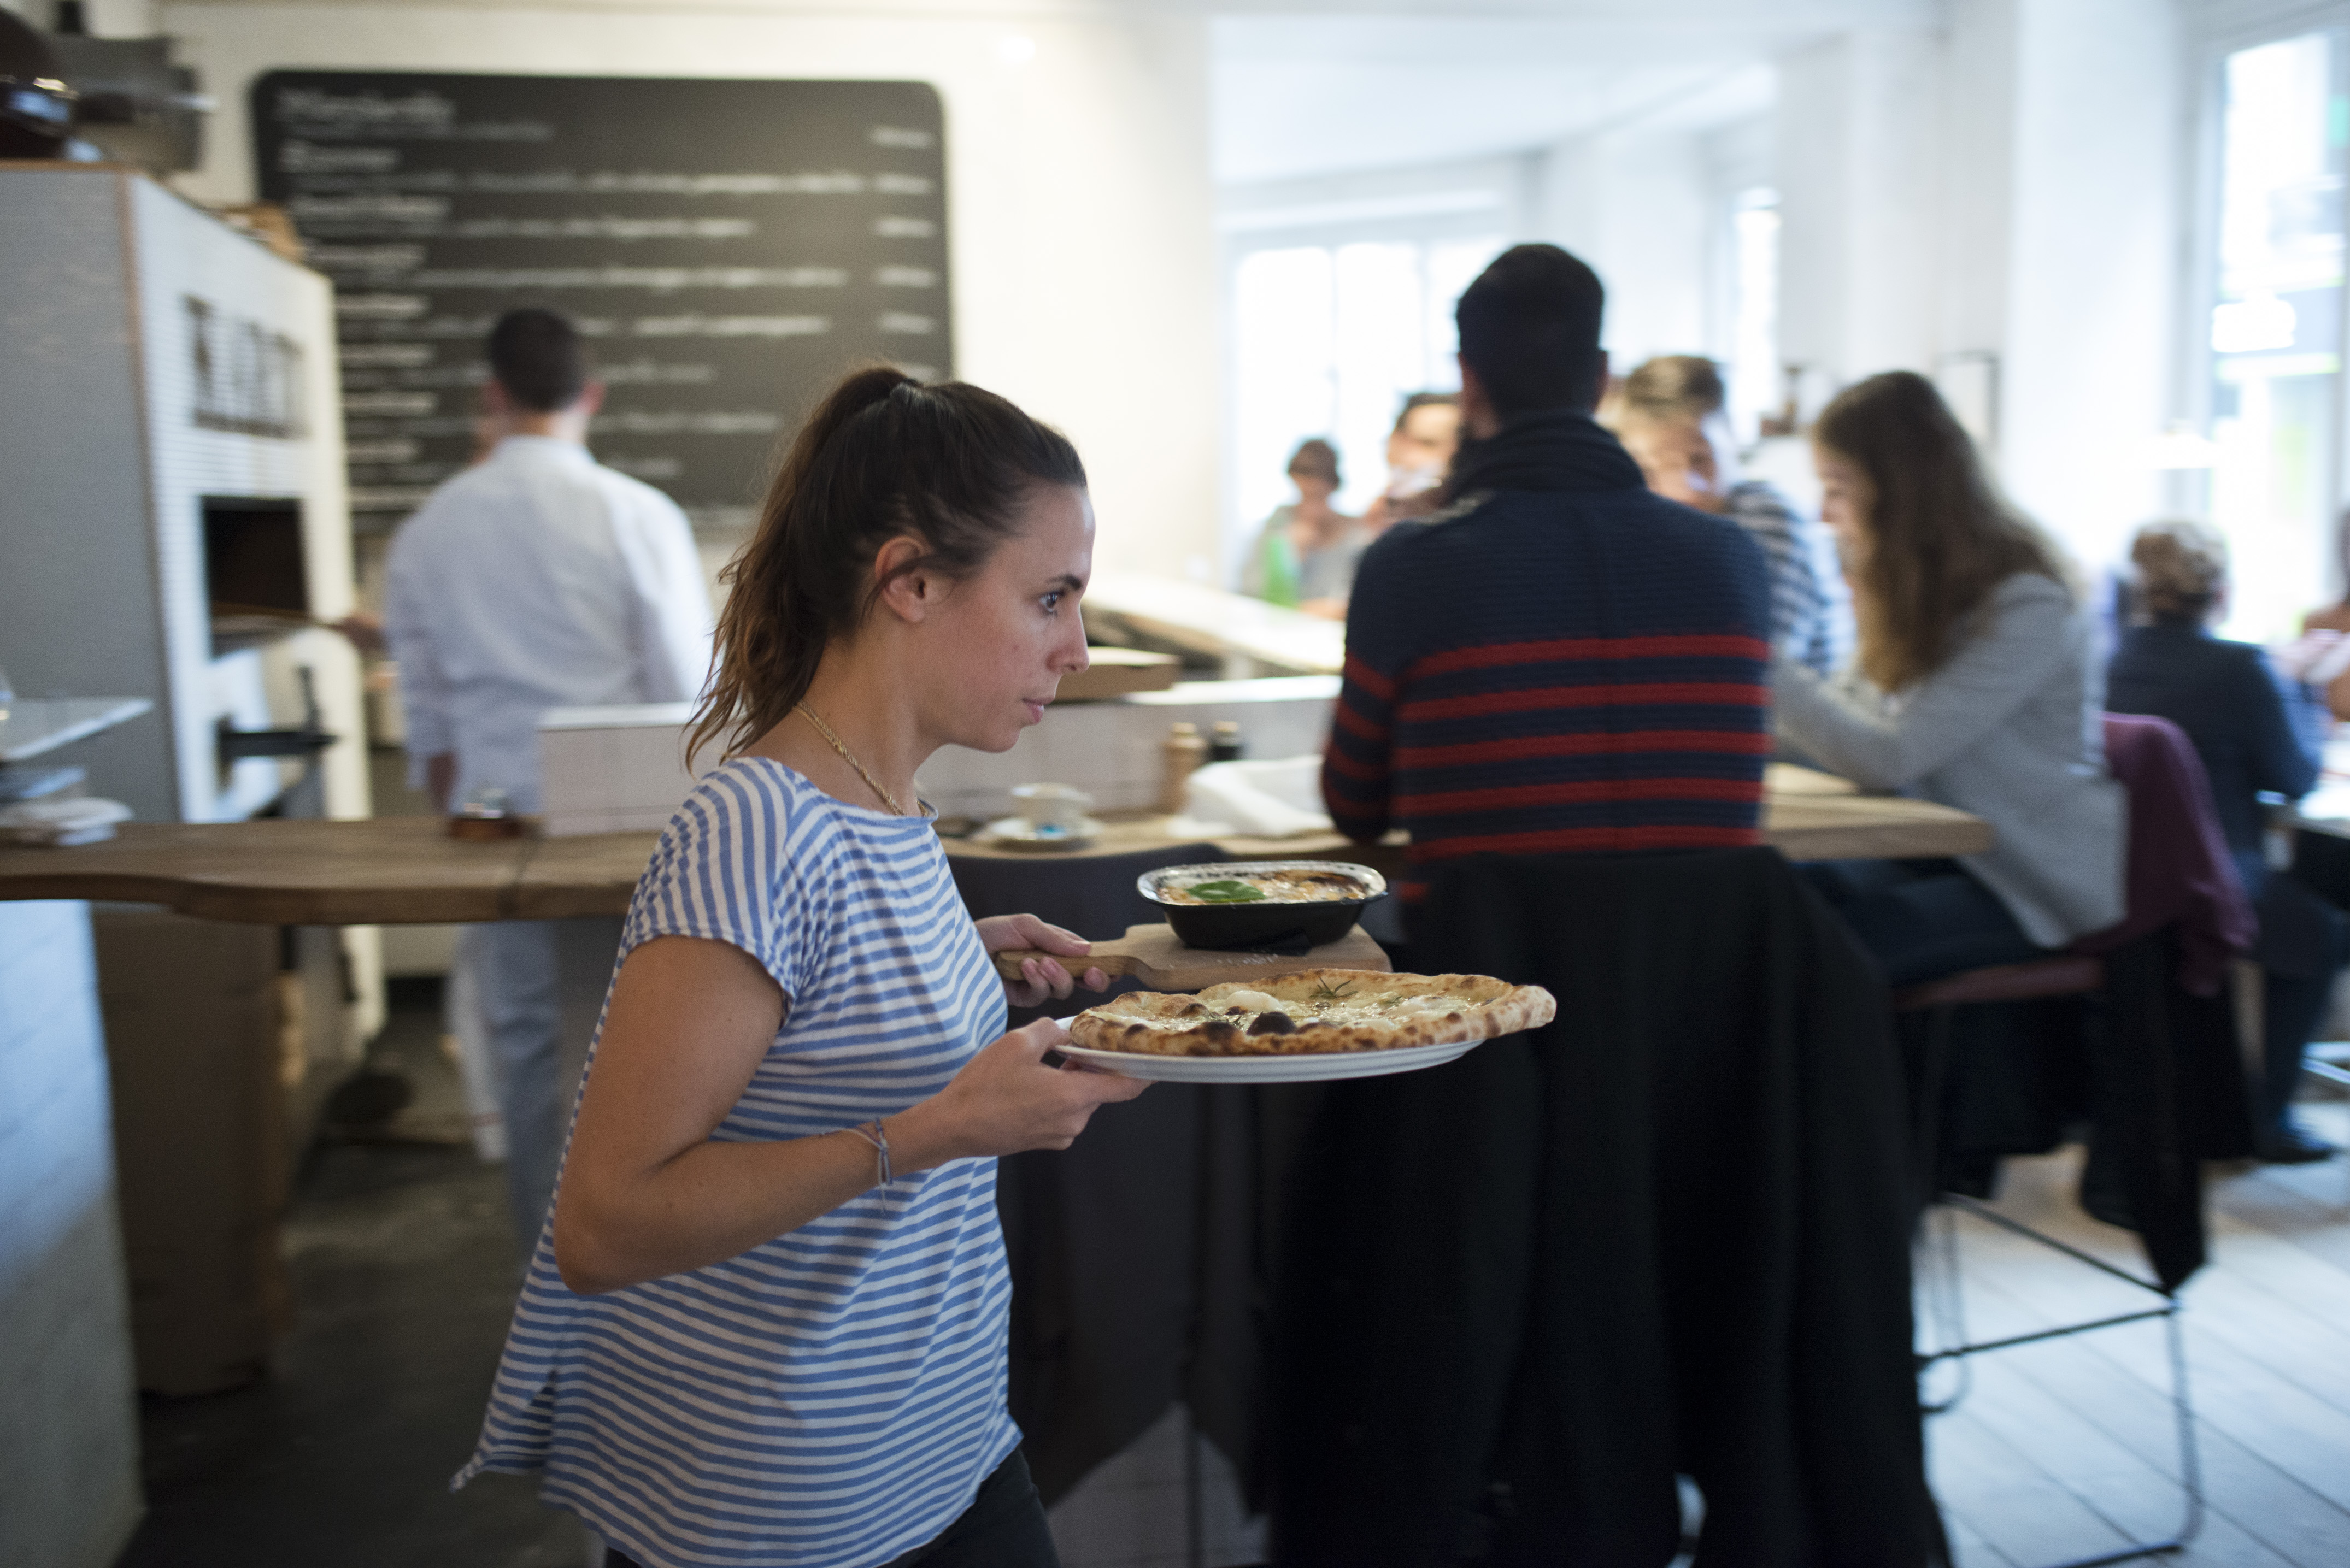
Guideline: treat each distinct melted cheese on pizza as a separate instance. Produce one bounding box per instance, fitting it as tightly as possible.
[1067,969,1553,1058]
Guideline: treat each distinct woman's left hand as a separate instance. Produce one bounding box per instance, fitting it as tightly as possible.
[978,913,1112,1008]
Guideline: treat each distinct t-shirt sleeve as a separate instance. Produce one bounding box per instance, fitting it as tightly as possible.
[623,769,818,1004]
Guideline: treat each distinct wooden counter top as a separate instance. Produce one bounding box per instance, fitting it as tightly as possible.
[0,769,1990,925]
[0,817,530,924]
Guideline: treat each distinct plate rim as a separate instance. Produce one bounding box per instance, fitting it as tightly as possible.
[1049,1021,1487,1080]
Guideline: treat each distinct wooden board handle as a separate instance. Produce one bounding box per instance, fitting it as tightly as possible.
[992,943,1137,981]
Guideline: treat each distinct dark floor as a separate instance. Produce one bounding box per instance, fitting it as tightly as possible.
[115,980,584,1568]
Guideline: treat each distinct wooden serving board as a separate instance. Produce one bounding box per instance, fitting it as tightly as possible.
[992,921,1389,992]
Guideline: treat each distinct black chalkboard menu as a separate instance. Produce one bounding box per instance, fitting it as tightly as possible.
[251,71,951,537]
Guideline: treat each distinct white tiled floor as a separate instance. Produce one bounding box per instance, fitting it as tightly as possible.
[1048,1405,1267,1568]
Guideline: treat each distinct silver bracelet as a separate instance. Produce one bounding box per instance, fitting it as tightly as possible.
[846,1117,891,1187]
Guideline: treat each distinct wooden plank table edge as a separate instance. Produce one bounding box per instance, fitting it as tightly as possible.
[0,818,532,925]
[0,790,1994,924]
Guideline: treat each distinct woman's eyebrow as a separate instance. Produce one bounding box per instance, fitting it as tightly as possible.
[1046,573,1086,593]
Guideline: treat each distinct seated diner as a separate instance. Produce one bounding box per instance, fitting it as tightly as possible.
[1772,370,2126,985]
[1238,437,1364,619]
[1323,243,1773,909]
[1608,353,1853,678]
[2105,520,2343,1163]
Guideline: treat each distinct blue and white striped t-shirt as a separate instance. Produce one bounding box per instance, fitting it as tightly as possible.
[456,758,1020,1567]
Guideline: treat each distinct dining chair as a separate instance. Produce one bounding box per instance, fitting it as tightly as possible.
[1894,714,2258,1568]
[1894,955,2201,1568]
[1267,847,1945,1566]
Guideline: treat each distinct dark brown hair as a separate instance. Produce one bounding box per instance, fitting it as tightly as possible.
[1815,370,2066,691]
[1288,438,1340,485]
[486,308,588,412]
[1455,243,1606,415]
[690,367,1087,761]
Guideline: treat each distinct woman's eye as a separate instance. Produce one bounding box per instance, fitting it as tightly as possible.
[1041,592,1064,613]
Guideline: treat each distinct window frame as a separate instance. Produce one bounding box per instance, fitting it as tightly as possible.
[2182,1,2350,620]
[1216,158,1533,583]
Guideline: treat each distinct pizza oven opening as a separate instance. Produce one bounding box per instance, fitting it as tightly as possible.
[203,496,308,651]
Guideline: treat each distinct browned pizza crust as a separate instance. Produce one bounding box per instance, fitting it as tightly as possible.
[1067,969,1556,1057]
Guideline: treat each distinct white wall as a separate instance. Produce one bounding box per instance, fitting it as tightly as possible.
[1534,127,1715,370]
[1994,0,2183,572]
[1774,27,1944,396]
[1939,0,2018,366]
[1763,0,2186,577]
[154,1,1220,581]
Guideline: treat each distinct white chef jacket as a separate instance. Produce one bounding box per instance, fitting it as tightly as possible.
[384,435,714,812]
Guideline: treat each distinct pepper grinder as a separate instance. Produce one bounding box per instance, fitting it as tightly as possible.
[1160,721,1208,814]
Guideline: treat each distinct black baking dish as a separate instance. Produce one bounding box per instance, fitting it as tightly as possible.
[1137,860,1389,951]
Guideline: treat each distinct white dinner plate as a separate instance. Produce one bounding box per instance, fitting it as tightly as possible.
[979,815,1104,852]
[1051,1019,1488,1083]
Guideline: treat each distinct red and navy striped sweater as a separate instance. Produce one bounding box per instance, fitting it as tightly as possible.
[1322,412,1773,896]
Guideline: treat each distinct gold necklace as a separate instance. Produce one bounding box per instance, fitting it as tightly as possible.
[794,703,905,816]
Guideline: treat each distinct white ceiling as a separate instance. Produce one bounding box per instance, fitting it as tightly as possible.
[1209,4,1930,185]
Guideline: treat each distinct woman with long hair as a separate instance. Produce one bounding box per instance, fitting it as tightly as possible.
[455,367,1145,1566]
[1775,370,2125,984]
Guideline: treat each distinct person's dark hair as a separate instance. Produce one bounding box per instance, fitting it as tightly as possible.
[2128,520,2227,625]
[1287,438,1341,486]
[1393,391,1458,432]
[1618,355,1726,423]
[691,367,1088,760]
[486,308,588,412]
[1454,244,1606,416]
[1815,370,2067,691]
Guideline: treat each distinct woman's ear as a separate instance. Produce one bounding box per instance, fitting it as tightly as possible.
[872,536,937,624]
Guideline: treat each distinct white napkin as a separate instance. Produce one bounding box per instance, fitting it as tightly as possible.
[1179,757,1333,838]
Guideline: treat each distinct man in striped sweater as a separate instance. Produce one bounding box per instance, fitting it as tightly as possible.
[1323,245,1773,903]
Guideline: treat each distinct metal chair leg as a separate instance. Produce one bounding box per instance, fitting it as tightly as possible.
[1919,1197,2205,1567]
[1916,1200,1973,1417]
[1915,1004,1956,1221]
[1184,1404,1203,1568]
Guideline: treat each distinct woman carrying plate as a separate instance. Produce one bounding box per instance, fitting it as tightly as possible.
[455,368,1143,1567]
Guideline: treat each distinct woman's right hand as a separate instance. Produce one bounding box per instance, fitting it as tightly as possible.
[903,1018,1149,1160]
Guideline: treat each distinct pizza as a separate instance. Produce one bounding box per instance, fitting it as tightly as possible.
[1066,969,1555,1057]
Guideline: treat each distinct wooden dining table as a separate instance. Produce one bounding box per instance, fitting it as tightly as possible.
[0,765,1990,927]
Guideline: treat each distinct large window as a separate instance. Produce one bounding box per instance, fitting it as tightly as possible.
[2207,30,2349,640]
[1230,236,1504,549]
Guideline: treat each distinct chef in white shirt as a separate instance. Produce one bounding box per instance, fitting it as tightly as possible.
[384,307,713,1245]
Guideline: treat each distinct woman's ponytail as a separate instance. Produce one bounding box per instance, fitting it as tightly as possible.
[690,366,1085,763]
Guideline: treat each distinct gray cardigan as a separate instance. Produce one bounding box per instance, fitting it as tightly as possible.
[1772,572,2127,948]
